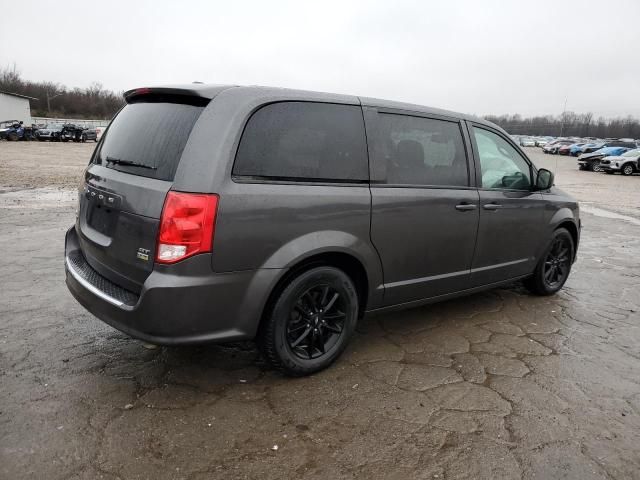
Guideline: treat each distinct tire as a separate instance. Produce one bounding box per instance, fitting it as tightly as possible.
[258,266,359,376]
[81,135,87,143]
[593,163,603,172]
[622,164,634,176]
[524,228,574,296]
[7,132,19,141]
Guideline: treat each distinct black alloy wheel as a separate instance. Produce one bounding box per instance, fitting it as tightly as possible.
[287,284,346,360]
[258,266,358,376]
[542,236,572,290]
[525,227,574,296]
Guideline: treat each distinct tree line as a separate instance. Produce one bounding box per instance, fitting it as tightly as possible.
[0,64,124,120]
[2,63,639,137]
[484,112,640,139]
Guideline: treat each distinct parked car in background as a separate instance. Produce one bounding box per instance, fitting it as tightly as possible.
[570,143,590,156]
[582,140,636,154]
[519,137,536,147]
[580,142,605,154]
[558,143,577,155]
[535,138,550,147]
[36,124,64,141]
[59,124,98,142]
[578,146,629,171]
[64,83,579,376]
[543,139,574,154]
[95,126,108,140]
[0,120,36,141]
[600,148,640,175]
[80,127,98,142]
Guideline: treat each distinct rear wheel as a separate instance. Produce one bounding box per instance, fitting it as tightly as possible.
[525,228,574,296]
[258,266,359,376]
[622,164,634,176]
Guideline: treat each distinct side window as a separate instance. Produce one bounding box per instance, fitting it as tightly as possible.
[377,113,469,186]
[234,102,368,182]
[473,127,532,190]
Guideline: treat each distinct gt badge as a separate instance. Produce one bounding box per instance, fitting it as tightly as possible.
[136,248,150,262]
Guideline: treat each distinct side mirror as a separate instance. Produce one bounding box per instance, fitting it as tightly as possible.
[536,168,554,190]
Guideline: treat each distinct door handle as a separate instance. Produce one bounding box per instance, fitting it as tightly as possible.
[483,203,503,210]
[455,203,477,211]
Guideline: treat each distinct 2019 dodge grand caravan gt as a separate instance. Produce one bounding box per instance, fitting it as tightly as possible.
[65,84,580,376]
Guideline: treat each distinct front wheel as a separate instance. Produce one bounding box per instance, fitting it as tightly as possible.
[593,163,603,172]
[258,266,359,376]
[524,228,574,296]
[622,164,634,176]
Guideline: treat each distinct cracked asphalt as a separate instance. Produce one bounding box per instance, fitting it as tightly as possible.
[1,143,639,479]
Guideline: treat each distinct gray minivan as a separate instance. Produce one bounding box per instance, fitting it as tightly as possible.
[65,84,580,375]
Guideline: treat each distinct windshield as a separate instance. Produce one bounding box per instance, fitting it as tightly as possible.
[94,101,204,181]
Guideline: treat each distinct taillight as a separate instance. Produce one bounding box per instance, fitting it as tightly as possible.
[156,192,219,264]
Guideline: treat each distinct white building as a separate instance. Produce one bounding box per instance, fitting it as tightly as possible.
[0,90,36,124]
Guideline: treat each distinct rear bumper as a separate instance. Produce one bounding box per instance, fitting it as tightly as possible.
[65,226,282,345]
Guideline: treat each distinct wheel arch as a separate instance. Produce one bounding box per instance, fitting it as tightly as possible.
[538,208,579,262]
[257,250,372,341]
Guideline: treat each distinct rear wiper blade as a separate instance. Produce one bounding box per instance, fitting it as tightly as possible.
[105,156,157,170]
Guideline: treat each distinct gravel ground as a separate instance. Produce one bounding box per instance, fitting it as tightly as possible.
[1,142,639,479]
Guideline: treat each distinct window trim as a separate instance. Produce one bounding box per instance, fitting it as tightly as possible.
[467,122,538,193]
[366,107,473,189]
[231,100,370,185]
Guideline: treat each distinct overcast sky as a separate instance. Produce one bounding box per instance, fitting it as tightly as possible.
[2,0,639,118]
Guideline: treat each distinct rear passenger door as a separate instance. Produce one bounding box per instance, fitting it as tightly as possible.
[467,124,545,286]
[366,108,480,306]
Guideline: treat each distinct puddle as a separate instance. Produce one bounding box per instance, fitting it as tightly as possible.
[580,204,640,226]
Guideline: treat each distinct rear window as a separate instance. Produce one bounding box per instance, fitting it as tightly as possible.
[94,101,204,181]
[233,102,368,182]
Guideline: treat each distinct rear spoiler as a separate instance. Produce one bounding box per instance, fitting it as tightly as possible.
[123,84,235,105]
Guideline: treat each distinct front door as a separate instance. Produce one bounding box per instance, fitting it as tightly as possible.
[367,109,480,306]
[467,124,545,286]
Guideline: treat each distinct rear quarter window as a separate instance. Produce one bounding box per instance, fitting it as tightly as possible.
[95,101,204,181]
[233,102,368,182]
